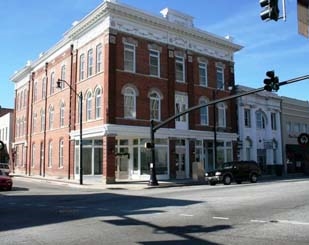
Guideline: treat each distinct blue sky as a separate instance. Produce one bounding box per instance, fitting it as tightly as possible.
[1,0,308,109]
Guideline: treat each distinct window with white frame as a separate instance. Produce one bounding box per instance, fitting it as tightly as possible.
[149,91,161,121]
[175,56,185,82]
[271,112,277,130]
[50,72,55,95]
[294,122,301,133]
[42,77,46,99]
[31,143,36,167]
[244,108,251,127]
[199,62,208,86]
[175,94,188,122]
[87,49,93,77]
[217,103,226,127]
[59,139,64,168]
[216,64,224,90]
[60,65,66,89]
[149,50,160,77]
[23,89,27,107]
[32,112,37,132]
[199,97,209,125]
[286,121,291,133]
[79,54,85,81]
[41,109,45,132]
[33,81,38,102]
[60,103,65,127]
[256,110,267,129]
[48,140,53,168]
[49,105,54,130]
[86,91,92,121]
[124,43,135,72]
[96,43,103,73]
[95,88,102,119]
[124,87,136,118]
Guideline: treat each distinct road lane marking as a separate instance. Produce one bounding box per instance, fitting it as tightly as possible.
[251,219,267,223]
[277,220,309,226]
[213,216,229,220]
[180,214,194,217]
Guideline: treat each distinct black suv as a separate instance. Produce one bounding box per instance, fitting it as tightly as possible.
[205,161,262,185]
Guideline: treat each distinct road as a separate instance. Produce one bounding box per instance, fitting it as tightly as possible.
[1,177,309,244]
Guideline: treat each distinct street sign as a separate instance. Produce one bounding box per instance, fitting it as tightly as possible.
[297,133,309,145]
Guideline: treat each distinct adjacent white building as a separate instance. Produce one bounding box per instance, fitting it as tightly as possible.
[235,86,283,174]
[0,108,14,163]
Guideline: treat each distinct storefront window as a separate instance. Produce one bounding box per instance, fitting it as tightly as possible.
[155,147,168,174]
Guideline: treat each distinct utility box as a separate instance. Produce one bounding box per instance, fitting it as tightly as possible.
[192,162,205,181]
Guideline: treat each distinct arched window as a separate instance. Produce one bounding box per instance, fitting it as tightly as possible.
[60,65,66,89]
[48,140,53,168]
[123,87,136,118]
[79,54,85,81]
[50,72,55,95]
[31,143,36,167]
[87,49,93,77]
[86,91,92,121]
[149,91,161,121]
[199,97,209,125]
[48,105,54,129]
[96,44,103,73]
[256,110,267,129]
[41,109,45,132]
[95,87,102,119]
[33,81,38,102]
[59,139,64,168]
[42,77,46,99]
[60,102,65,127]
[217,102,226,127]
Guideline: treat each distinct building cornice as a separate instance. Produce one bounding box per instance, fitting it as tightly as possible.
[11,0,243,81]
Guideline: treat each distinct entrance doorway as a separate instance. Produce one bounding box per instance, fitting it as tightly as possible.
[115,147,130,180]
[175,139,187,179]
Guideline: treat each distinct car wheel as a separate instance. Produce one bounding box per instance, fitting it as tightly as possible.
[223,175,232,185]
[209,181,217,186]
[250,173,258,183]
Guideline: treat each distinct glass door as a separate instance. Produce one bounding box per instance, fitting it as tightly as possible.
[115,147,129,179]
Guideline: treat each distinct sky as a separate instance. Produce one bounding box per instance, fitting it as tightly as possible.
[1,0,308,109]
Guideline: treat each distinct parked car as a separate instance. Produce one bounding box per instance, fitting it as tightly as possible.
[205,161,262,185]
[0,163,10,176]
[0,169,13,191]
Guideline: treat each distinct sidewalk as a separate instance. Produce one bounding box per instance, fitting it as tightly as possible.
[11,173,308,191]
[12,174,204,191]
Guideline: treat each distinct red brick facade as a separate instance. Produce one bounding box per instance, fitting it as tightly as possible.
[11,1,241,183]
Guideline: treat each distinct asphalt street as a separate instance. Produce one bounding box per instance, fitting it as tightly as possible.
[1,177,309,244]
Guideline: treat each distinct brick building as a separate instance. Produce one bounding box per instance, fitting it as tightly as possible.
[11,0,242,183]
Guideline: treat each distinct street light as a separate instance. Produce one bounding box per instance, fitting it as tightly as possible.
[56,79,83,185]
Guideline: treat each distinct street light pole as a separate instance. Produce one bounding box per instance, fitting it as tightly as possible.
[79,92,83,185]
[213,90,217,170]
[57,79,83,185]
[149,120,158,186]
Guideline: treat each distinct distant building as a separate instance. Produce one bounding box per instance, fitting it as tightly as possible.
[281,96,309,174]
[10,0,242,183]
[235,86,283,174]
[0,107,14,166]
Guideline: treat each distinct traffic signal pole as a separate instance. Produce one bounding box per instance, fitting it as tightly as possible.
[148,74,309,186]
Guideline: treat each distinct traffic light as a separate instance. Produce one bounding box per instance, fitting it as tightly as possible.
[263,70,280,92]
[0,141,4,151]
[260,0,280,21]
